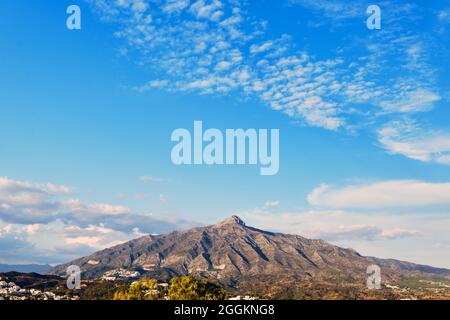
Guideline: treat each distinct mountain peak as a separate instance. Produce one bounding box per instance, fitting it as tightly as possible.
[49,213,450,295]
[218,215,246,227]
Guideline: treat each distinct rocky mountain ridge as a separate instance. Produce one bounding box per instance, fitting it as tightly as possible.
[49,216,450,290]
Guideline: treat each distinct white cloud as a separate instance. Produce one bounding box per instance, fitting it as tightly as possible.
[85,0,442,132]
[0,224,13,235]
[139,175,173,182]
[45,183,73,194]
[190,0,223,21]
[0,232,41,264]
[307,180,450,209]
[250,41,273,54]
[0,177,69,224]
[131,1,148,13]
[23,224,41,235]
[381,228,420,240]
[0,176,199,264]
[163,0,190,14]
[0,177,72,196]
[215,60,232,72]
[378,120,450,165]
[264,200,280,208]
[63,200,131,217]
[438,9,450,22]
[159,194,169,204]
[84,0,351,129]
[288,0,364,21]
[134,80,169,91]
[237,208,421,242]
[234,208,450,267]
[379,88,440,113]
[0,176,192,233]
[315,225,420,241]
[63,224,142,249]
[289,0,416,27]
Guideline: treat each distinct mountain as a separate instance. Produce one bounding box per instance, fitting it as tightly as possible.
[49,216,450,296]
[0,264,51,274]
[0,272,63,290]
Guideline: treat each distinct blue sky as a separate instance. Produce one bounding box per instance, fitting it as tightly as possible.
[1,0,450,268]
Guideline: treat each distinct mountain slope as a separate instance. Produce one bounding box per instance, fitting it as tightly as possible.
[49,216,450,289]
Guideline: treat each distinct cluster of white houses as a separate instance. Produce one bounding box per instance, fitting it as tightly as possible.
[100,269,141,281]
[0,277,77,300]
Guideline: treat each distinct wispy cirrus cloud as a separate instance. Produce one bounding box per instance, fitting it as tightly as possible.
[288,0,416,26]
[438,8,450,23]
[85,0,443,134]
[82,0,448,176]
[264,200,280,208]
[288,1,442,121]
[378,88,440,114]
[378,119,450,165]
[316,224,420,241]
[139,175,173,183]
[288,0,366,21]
[105,0,348,130]
[307,180,450,209]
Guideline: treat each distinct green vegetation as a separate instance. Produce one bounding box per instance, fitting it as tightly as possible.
[114,278,163,300]
[81,281,128,300]
[168,276,227,300]
[113,276,227,300]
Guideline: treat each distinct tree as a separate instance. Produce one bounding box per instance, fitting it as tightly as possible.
[113,277,162,300]
[113,276,227,300]
[167,276,227,300]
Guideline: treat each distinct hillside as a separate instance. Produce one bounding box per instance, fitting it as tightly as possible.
[49,216,450,296]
